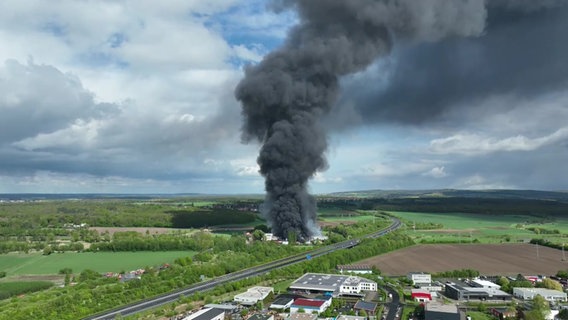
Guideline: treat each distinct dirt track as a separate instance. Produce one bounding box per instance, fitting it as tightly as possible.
[359,243,568,276]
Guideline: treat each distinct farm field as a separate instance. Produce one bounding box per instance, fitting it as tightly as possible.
[0,251,195,276]
[360,243,568,276]
[389,211,568,244]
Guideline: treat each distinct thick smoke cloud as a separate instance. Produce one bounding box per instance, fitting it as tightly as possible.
[337,2,568,126]
[235,0,487,240]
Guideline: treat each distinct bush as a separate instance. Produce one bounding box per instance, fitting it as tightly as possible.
[0,281,53,300]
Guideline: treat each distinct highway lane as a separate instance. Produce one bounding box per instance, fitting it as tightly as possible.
[84,217,402,320]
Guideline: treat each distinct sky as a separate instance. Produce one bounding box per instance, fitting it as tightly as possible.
[0,0,567,194]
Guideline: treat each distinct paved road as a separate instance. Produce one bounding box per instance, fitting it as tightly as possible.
[383,285,402,320]
[84,218,402,320]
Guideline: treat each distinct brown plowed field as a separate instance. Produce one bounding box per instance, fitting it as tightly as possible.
[360,243,568,276]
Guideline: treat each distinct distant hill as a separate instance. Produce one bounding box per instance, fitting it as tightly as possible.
[326,189,568,203]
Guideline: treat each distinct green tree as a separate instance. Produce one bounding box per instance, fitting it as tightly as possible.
[252,229,265,241]
[557,309,568,320]
[538,278,563,291]
[42,245,52,255]
[556,270,568,279]
[287,230,297,245]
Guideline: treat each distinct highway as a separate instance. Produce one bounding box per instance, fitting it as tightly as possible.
[84,217,402,320]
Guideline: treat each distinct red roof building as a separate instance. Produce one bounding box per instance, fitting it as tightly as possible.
[290,298,331,314]
[411,289,432,302]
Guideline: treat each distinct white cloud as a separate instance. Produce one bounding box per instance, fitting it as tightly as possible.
[312,172,343,184]
[430,128,568,155]
[422,166,448,178]
[453,174,515,190]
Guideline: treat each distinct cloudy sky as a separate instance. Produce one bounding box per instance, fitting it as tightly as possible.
[0,0,567,194]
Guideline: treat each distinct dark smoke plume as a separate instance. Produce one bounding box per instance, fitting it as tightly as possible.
[235,0,487,240]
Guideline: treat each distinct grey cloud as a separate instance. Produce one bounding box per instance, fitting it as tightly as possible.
[0,59,246,182]
[334,3,568,127]
[0,60,117,145]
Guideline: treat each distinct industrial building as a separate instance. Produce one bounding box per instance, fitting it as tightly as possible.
[445,281,511,301]
[290,297,332,314]
[233,286,274,305]
[288,314,317,320]
[411,288,433,302]
[269,296,295,310]
[512,288,567,302]
[425,302,464,320]
[183,308,225,320]
[336,265,373,274]
[408,272,432,286]
[289,273,377,297]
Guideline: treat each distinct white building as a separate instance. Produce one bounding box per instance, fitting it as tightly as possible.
[289,273,377,297]
[513,288,567,302]
[408,272,432,286]
[337,265,373,274]
[288,314,317,320]
[290,297,332,314]
[340,276,377,294]
[337,316,367,320]
[471,279,501,289]
[183,308,225,320]
[234,286,274,305]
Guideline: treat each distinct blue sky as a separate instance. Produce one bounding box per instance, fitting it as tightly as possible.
[0,0,567,194]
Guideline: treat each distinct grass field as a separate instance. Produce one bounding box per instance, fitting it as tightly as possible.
[0,251,195,276]
[389,211,568,244]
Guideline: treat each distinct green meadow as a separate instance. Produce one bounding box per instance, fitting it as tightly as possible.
[0,251,195,276]
[389,211,568,244]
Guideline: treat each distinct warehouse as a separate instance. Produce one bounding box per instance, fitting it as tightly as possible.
[289,273,377,297]
[445,281,511,301]
[233,286,274,305]
[513,288,567,302]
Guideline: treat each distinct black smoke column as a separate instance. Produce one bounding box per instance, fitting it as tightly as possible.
[235,0,487,240]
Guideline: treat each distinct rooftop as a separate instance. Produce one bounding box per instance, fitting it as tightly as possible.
[288,314,317,320]
[248,314,273,320]
[292,298,325,308]
[514,288,567,296]
[425,302,458,314]
[354,300,378,311]
[184,308,225,320]
[337,265,373,270]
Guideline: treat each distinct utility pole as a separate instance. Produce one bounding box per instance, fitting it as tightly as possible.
[536,243,540,259]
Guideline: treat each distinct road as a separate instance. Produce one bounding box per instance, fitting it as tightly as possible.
[383,285,402,320]
[84,217,402,320]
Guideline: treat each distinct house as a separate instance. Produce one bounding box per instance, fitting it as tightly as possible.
[183,308,225,320]
[408,272,432,286]
[337,265,373,274]
[490,307,517,320]
[411,289,433,302]
[234,286,274,305]
[290,298,331,314]
[513,288,567,302]
[354,300,378,316]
